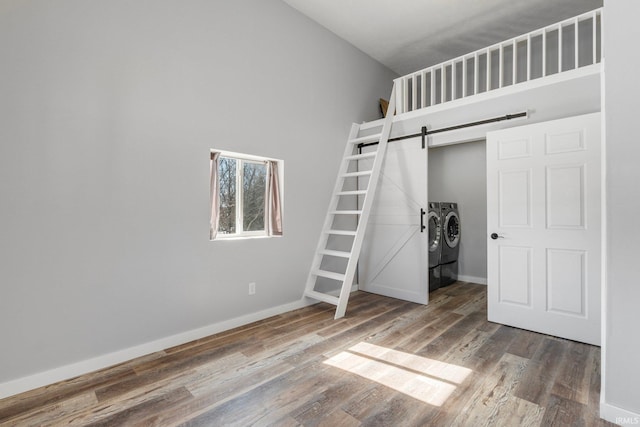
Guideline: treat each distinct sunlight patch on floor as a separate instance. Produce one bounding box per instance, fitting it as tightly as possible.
[323,342,472,407]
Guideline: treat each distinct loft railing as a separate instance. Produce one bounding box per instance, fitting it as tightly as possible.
[394,8,603,115]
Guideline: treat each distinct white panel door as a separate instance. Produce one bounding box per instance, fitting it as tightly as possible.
[487,113,601,345]
[358,138,429,304]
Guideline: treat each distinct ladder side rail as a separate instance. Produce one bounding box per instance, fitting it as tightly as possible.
[334,84,397,318]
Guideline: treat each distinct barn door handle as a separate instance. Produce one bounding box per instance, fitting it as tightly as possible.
[420,208,426,232]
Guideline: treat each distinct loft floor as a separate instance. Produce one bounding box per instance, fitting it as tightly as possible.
[0,283,613,426]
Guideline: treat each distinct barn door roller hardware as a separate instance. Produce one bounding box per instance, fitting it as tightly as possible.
[358,111,529,150]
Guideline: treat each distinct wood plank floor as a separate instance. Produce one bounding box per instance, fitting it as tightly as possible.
[0,283,614,426]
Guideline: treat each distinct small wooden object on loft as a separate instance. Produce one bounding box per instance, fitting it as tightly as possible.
[379,98,389,118]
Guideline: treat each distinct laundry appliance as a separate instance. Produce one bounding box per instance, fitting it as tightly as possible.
[427,202,442,292]
[440,202,461,287]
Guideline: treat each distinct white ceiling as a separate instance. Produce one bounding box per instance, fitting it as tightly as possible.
[282,0,603,76]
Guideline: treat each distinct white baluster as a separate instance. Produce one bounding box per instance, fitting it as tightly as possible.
[430,69,435,106]
[421,71,426,109]
[474,52,479,95]
[441,64,446,102]
[486,50,491,92]
[462,57,467,97]
[543,29,547,76]
[412,74,417,111]
[559,24,563,73]
[513,41,517,84]
[403,77,409,112]
[574,18,579,68]
[592,11,597,63]
[499,45,504,89]
[452,62,456,100]
[527,34,531,81]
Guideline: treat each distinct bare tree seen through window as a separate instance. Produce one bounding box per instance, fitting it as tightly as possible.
[218,157,236,234]
[243,162,266,231]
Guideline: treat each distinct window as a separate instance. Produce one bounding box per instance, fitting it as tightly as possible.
[210,151,283,240]
[218,156,266,235]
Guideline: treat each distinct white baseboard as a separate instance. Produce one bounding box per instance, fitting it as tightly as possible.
[0,297,318,400]
[457,275,487,285]
[601,402,640,425]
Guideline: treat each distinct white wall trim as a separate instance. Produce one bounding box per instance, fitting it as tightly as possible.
[599,57,609,415]
[457,275,487,285]
[0,297,318,400]
[600,401,640,425]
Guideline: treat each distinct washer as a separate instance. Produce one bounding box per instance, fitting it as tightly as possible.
[427,202,442,292]
[440,202,460,287]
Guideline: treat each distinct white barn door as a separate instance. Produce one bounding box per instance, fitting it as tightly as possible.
[487,113,601,345]
[358,138,429,304]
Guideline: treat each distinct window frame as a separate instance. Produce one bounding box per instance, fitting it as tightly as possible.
[213,151,272,240]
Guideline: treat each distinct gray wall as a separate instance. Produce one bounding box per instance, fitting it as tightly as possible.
[603,0,640,416]
[0,0,396,384]
[429,140,487,282]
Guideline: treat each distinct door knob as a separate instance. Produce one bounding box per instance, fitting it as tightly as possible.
[490,233,504,240]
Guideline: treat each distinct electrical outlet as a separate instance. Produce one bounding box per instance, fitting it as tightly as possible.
[249,282,256,295]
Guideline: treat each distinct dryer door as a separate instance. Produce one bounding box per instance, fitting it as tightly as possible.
[444,211,460,248]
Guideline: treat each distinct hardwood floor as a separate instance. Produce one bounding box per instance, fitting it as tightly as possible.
[0,283,614,426]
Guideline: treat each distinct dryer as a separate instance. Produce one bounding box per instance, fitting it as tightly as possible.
[440,202,460,287]
[427,202,442,292]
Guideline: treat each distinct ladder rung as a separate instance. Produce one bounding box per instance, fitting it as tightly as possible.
[313,270,346,281]
[330,210,362,215]
[336,190,367,196]
[325,229,357,236]
[319,249,351,258]
[344,152,377,161]
[348,133,382,145]
[341,171,372,178]
[304,290,339,306]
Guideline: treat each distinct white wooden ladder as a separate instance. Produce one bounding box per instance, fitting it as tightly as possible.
[304,84,397,319]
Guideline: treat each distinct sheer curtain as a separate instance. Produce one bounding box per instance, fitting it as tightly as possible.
[210,152,221,240]
[267,160,283,236]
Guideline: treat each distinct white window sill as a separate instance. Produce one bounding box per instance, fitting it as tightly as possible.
[212,234,281,242]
